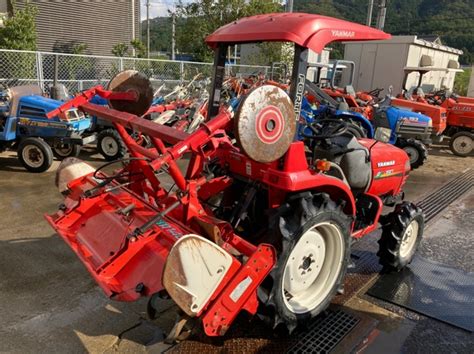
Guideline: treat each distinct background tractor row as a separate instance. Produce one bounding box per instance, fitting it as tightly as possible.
[0,85,93,172]
[305,60,431,168]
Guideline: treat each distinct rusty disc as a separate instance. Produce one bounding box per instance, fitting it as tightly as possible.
[235,85,295,163]
[107,70,153,116]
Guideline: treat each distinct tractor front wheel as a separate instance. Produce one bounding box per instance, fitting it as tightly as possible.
[18,137,53,173]
[377,202,424,272]
[53,143,80,159]
[97,129,126,161]
[260,193,351,331]
[449,131,473,157]
[398,139,428,170]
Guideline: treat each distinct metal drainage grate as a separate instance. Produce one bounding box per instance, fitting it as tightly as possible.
[417,168,474,223]
[287,310,360,354]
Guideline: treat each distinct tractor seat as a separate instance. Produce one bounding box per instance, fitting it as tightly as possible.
[415,87,425,98]
[314,134,371,192]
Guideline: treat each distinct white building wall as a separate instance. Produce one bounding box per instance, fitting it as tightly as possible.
[405,45,459,92]
[344,41,410,94]
[344,36,461,95]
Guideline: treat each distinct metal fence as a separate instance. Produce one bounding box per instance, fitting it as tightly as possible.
[0,49,270,94]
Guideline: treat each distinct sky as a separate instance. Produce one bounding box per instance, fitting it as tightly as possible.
[140,0,193,20]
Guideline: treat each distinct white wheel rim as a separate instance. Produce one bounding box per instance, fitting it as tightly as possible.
[101,136,119,156]
[55,144,73,157]
[399,220,419,258]
[403,146,419,164]
[22,145,44,168]
[453,135,473,154]
[282,222,344,314]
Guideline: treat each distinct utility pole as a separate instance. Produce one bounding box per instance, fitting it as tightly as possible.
[131,0,136,57]
[286,0,293,12]
[376,0,387,30]
[171,12,176,60]
[146,0,150,58]
[366,0,374,26]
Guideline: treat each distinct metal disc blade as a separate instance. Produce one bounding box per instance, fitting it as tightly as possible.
[107,70,153,116]
[235,85,295,163]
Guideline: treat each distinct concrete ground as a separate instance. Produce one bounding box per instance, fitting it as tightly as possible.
[0,143,472,353]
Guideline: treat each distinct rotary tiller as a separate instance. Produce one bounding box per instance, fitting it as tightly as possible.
[45,13,424,340]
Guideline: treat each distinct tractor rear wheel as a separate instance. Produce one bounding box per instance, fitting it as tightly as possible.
[53,143,80,159]
[377,202,424,272]
[259,193,351,331]
[18,137,53,173]
[449,131,473,157]
[97,129,126,161]
[398,139,428,170]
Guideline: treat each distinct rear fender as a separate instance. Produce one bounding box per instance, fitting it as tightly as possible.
[1,116,17,141]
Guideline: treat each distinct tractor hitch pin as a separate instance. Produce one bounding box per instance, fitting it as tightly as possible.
[130,200,181,237]
[117,203,135,216]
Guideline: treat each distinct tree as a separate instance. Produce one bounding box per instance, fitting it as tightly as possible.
[130,39,147,58]
[0,1,38,50]
[454,68,471,96]
[112,43,129,57]
[112,40,147,58]
[175,0,282,62]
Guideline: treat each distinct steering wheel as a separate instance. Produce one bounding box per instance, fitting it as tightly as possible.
[368,88,384,98]
[427,89,451,105]
[303,119,349,140]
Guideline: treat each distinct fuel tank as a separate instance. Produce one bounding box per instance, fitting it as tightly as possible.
[358,139,410,196]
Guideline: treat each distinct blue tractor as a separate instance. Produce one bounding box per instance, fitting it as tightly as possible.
[0,85,93,172]
[302,81,431,169]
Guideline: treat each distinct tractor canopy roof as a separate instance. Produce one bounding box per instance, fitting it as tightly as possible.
[206,13,391,53]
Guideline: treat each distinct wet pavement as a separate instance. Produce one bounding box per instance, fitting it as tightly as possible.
[0,143,472,353]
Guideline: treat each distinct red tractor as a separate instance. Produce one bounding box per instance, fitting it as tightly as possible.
[397,67,473,156]
[425,90,474,156]
[45,13,424,339]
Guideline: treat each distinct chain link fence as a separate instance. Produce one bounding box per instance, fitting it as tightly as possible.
[0,49,270,94]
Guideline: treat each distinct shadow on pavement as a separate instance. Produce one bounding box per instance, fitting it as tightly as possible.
[0,233,173,352]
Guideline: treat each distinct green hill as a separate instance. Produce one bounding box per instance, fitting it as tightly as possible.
[141,16,173,54]
[142,1,474,64]
[294,0,474,64]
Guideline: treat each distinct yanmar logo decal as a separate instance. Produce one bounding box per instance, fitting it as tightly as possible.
[377,160,395,167]
[331,30,355,38]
